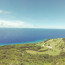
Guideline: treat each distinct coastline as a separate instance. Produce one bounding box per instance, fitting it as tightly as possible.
[0,39,47,46]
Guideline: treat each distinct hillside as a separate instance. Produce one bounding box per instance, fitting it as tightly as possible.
[0,38,65,65]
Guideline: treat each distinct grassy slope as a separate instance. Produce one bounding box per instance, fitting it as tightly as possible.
[26,38,65,56]
[0,38,65,65]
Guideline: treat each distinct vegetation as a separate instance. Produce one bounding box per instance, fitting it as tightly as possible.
[0,38,65,65]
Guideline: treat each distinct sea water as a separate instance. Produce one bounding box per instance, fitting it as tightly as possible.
[0,28,65,46]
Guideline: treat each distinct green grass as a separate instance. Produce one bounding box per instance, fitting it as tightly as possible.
[0,38,65,65]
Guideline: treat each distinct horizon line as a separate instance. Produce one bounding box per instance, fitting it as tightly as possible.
[0,28,65,29]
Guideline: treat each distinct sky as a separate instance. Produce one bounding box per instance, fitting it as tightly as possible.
[0,0,65,29]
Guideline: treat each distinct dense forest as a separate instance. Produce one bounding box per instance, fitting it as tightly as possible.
[0,38,65,65]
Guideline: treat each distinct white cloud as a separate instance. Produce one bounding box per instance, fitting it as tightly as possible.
[4,12,11,14]
[0,10,11,14]
[0,10,3,13]
[0,20,35,28]
[0,20,64,29]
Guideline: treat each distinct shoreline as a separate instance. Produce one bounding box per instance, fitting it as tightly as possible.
[0,39,47,46]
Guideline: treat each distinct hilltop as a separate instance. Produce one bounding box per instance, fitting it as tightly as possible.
[0,38,65,65]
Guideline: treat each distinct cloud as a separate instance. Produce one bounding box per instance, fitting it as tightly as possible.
[0,20,64,29]
[4,12,11,14]
[0,10,3,13]
[0,10,11,14]
[0,20,35,28]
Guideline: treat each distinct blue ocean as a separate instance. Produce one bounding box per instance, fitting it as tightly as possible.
[0,28,65,46]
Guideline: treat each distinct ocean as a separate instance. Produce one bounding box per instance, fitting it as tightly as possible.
[0,28,65,46]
